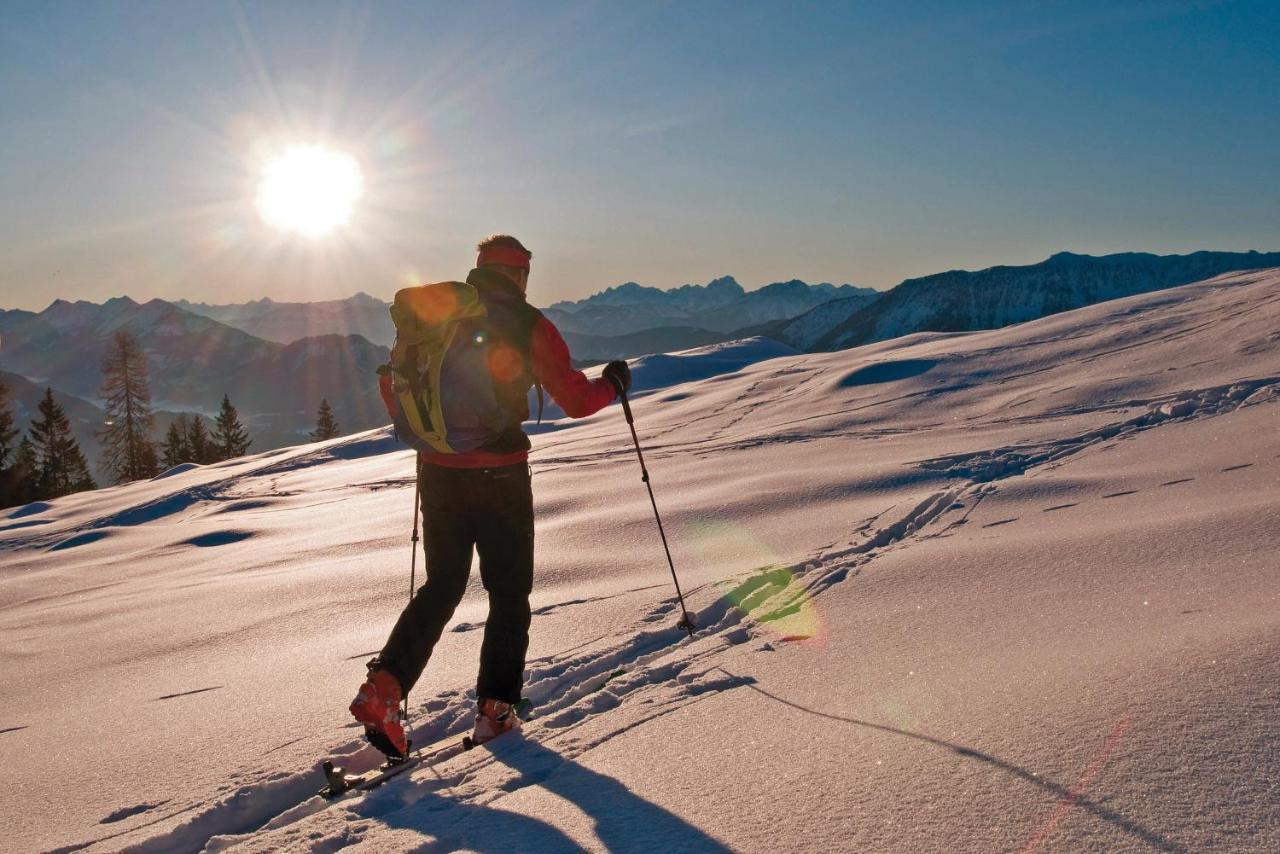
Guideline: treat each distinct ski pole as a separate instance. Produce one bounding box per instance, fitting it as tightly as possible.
[403,456,422,734]
[616,387,696,637]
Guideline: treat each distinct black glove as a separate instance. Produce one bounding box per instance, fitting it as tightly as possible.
[602,360,631,396]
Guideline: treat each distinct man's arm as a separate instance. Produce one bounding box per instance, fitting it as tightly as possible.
[529,317,617,417]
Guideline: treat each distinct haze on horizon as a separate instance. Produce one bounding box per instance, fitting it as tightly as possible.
[2,0,1278,313]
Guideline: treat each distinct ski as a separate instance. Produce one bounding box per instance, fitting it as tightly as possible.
[318,734,467,799]
[318,699,534,800]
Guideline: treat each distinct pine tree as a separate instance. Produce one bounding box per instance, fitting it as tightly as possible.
[0,377,18,469]
[212,394,251,461]
[98,328,159,483]
[0,380,23,508]
[186,415,215,464]
[161,415,191,468]
[30,388,95,499]
[5,437,38,508]
[311,399,340,441]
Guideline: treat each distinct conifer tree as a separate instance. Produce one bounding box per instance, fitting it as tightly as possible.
[161,415,191,468]
[7,437,38,507]
[0,379,22,507]
[185,415,215,464]
[98,329,159,482]
[30,388,95,499]
[212,394,251,461]
[311,399,340,441]
[0,377,17,469]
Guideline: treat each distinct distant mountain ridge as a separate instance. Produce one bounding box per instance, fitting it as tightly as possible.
[544,275,876,336]
[776,250,1280,350]
[169,275,876,356]
[176,292,394,347]
[8,249,1274,465]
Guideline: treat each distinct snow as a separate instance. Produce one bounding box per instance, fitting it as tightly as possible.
[1,268,1278,852]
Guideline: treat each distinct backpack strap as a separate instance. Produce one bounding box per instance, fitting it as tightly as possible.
[401,344,435,434]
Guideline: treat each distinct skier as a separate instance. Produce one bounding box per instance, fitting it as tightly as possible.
[350,234,631,758]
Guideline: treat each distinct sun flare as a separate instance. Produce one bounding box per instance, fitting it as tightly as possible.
[256,145,363,238]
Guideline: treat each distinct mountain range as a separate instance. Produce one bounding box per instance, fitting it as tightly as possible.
[543,276,877,336]
[176,292,392,347]
[180,277,876,348]
[5,249,1278,470]
[783,249,1280,351]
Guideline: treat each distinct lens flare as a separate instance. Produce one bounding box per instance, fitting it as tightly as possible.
[689,521,825,643]
[256,145,363,238]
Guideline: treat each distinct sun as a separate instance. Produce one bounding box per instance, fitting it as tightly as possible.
[256,145,363,238]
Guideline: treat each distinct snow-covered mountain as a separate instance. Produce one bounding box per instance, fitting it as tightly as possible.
[176,292,395,348]
[4,267,1277,851]
[811,249,1280,351]
[757,290,882,349]
[547,275,748,315]
[544,275,875,336]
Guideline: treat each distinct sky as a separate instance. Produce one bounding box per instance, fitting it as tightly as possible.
[1,0,1278,311]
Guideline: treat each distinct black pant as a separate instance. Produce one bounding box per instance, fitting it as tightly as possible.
[378,461,534,704]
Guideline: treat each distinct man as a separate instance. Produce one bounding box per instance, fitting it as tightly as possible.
[350,234,631,758]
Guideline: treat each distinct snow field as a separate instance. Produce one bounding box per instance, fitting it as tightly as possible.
[1,268,1277,851]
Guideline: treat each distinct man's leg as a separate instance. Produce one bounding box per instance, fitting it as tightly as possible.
[474,464,535,704]
[377,464,475,694]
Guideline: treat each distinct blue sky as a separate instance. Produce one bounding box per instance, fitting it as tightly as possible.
[1,0,1277,310]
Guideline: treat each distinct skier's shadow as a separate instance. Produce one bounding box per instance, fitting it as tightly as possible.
[492,737,731,852]
[372,737,731,852]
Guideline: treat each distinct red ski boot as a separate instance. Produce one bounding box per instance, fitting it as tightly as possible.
[471,698,524,746]
[349,668,408,759]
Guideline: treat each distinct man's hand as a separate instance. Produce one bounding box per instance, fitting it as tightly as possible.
[602,360,631,396]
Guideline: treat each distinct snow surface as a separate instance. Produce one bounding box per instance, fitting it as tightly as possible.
[2,269,1278,852]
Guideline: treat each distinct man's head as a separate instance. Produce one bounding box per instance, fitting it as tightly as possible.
[477,234,532,294]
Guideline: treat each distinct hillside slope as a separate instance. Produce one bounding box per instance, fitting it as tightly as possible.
[1,269,1277,852]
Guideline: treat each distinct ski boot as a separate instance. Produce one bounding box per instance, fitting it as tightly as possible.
[349,665,408,759]
[469,697,525,746]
